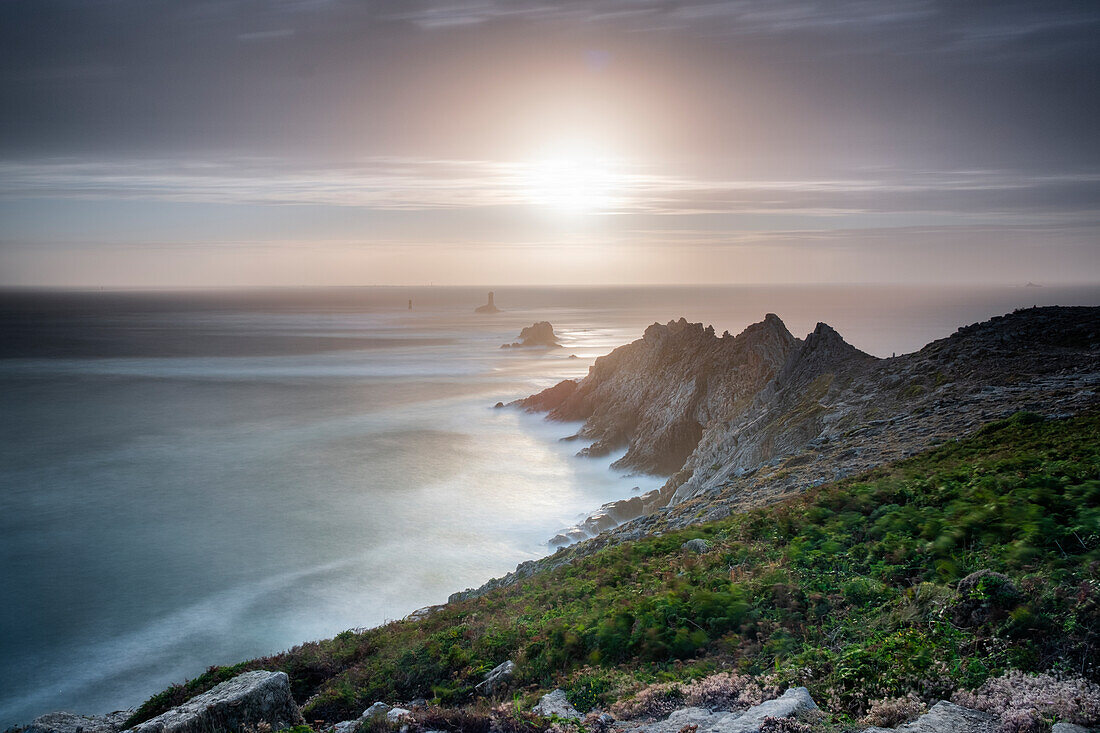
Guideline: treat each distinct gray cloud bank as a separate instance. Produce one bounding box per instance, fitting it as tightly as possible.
[0,0,1097,284]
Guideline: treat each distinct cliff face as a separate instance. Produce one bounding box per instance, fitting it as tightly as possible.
[518,314,799,474]
[518,307,1100,537]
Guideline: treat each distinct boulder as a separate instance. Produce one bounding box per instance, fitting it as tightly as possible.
[386,708,412,722]
[330,720,360,733]
[125,670,303,733]
[682,539,709,553]
[607,496,644,523]
[474,660,515,696]
[364,702,391,718]
[619,687,818,733]
[328,702,391,733]
[862,701,997,733]
[716,687,818,733]
[25,712,129,733]
[1052,725,1091,733]
[533,690,581,719]
[582,513,618,535]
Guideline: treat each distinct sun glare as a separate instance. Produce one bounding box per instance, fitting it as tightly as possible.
[520,143,621,214]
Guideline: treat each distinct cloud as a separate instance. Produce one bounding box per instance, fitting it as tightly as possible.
[1,157,1097,225]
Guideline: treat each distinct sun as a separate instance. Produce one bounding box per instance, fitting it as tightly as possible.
[519,143,621,214]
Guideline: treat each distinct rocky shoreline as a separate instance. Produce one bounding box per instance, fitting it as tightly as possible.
[454,306,1100,598]
[15,306,1100,733]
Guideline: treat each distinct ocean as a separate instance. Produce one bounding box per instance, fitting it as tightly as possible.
[1,284,1097,727]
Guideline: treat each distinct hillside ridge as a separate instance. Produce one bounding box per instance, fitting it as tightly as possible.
[469,306,1100,594]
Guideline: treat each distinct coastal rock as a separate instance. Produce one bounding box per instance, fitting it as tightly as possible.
[862,701,996,733]
[532,690,581,719]
[124,670,302,733]
[25,711,129,733]
[474,660,515,696]
[502,321,560,348]
[475,291,500,313]
[620,687,818,733]
[518,379,577,413]
[518,306,1100,510]
[517,314,799,475]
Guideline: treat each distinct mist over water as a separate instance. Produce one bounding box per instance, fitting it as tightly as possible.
[1,284,1097,727]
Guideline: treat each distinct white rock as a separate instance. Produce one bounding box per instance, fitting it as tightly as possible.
[713,687,818,733]
[682,539,709,553]
[386,708,412,722]
[474,660,515,696]
[25,712,130,733]
[532,690,581,719]
[123,671,302,733]
[364,702,392,718]
[619,687,818,733]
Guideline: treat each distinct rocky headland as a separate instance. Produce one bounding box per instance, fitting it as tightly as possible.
[483,306,1100,576]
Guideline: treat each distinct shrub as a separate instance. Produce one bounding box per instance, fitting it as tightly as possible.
[609,683,685,719]
[680,672,780,710]
[951,571,1022,627]
[609,673,780,719]
[858,694,926,728]
[952,671,1100,727]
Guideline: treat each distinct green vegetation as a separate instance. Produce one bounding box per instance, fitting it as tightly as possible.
[129,412,1100,726]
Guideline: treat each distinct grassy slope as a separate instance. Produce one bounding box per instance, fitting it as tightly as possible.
[129,412,1100,726]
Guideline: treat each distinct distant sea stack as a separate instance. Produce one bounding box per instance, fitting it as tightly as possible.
[501,321,560,348]
[474,291,500,313]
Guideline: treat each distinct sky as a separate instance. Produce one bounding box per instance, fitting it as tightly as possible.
[0,0,1098,287]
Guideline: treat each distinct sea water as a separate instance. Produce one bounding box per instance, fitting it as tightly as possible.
[1,284,1097,726]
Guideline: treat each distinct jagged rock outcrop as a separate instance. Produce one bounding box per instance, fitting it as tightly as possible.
[456,306,1100,593]
[502,321,560,348]
[519,307,1099,516]
[517,314,799,475]
[667,305,1100,511]
[124,671,302,733]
